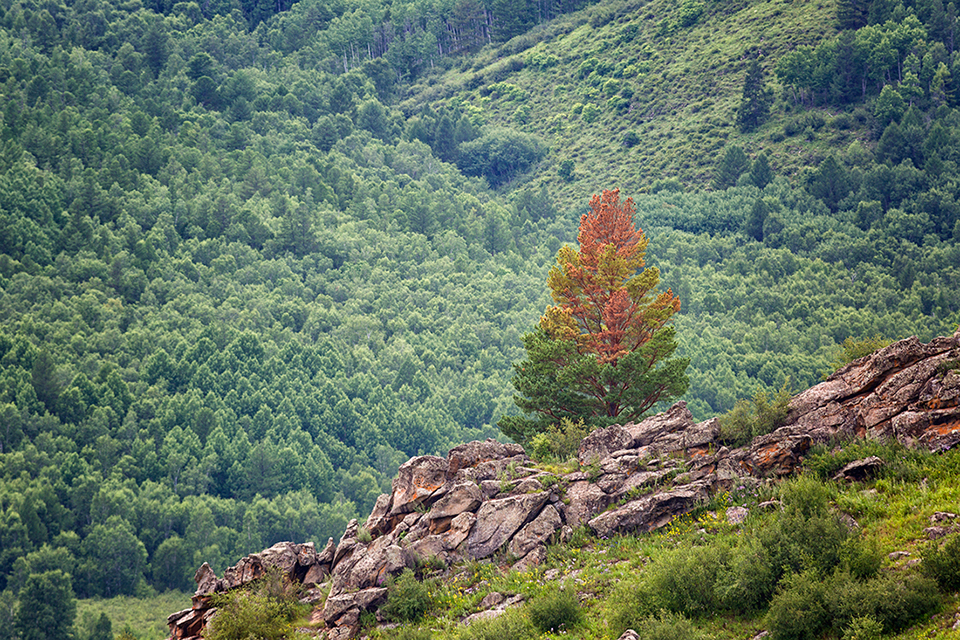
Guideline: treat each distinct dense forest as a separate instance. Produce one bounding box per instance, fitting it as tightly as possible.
[0,0,959,627]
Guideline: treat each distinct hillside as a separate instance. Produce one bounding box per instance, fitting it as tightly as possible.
[165,330,960,640]
[1,0,959,628]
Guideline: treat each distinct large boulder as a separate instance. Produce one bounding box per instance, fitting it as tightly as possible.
[466,492,551,558]
[588,481,711,538]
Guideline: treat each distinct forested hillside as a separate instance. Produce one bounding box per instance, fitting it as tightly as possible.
[0,0,959,623]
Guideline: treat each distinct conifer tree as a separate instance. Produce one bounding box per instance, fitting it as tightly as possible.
[737,59,774,132]
[499,190,689,444]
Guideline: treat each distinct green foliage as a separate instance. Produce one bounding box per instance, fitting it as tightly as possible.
[381,570,434,623]
[207,569,308,640]
[529,418,589,462]
[737,60,774,132]
[456,606,532,640]
[718,383,792,447]
[527,587,581,632]
[15,570,76,640]
[828,335,895,372]
[920,532,960,591]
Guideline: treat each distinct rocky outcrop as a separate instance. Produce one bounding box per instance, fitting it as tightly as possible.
[167,541,334,640]
[169,330,960,640]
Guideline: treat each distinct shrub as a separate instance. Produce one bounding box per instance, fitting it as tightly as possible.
[828,335,893,372]
[623,130,640,147]
[828,571,940,634]
[207,569,307,640]
[766,570,832,640]
[529,418,588,462]
[636,610,710,640]
[715,537,779,614]
[381,569,434,623]
[581,104,602,123]
[645,543,728,615]
[921,532,960,591]
[527,587,581,632]
[718,383,791,447]
[457,607,532,640]
[843,616,883,640]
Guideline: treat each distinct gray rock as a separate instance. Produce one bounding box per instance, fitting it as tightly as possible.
[561,481,612,528]
[509,505,562,558]
[578,424,634,466]
[833,456,885,481]
[725,506,749,525]
[588,482,711,538]
[466,492,551,559]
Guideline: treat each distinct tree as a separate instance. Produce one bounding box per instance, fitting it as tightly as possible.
[499,189,689,444]
[737,59,774,132]
[713,145,750,189]
[15,570,76,640]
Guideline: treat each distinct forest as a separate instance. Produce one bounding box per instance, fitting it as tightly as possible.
[0,0,959,630]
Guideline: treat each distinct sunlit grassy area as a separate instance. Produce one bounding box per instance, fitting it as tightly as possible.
[76,591,192,640]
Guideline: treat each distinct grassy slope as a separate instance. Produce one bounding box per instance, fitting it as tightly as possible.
[402,0,848,211]
[364,443,960,640]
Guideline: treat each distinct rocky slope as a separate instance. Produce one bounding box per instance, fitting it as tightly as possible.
[168,329,960,640]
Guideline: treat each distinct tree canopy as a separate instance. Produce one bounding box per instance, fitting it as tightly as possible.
[499,190,689,443]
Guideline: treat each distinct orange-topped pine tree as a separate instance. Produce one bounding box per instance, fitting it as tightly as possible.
[499,189,689,445]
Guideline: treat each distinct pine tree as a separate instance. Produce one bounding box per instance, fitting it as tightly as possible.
[737,59,774,132]
[499,190,689,444]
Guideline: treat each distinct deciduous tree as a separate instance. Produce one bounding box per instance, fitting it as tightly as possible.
[499,189,689,444]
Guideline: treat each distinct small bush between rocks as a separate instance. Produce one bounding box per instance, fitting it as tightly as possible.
[206,568,308,640]
[718,383,791,447]
[529,417,589,462]
[527,587,581,632]
[381,569,434,623]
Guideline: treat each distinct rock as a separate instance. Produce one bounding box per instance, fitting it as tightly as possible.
[925,526,953,539]
[333,520,360,569]
[832,456,885,481]
[588,482,711,538]
[466,492,551,559]
[447,440,526,478]
[462,609,506,625]
[478,592,505,609]
[888,551,911,560]
[578,424,634,466]
[194,563,217,595]
[625,402,697,448]
[508,505,562,558]
[617,630,640,640]
[513,544,548,572]
[424,481,483,531]
[749,431,812,476]
[725,506,749,525]
[389,456,449,517]
[930,511,958,523]
[561,481,613,528]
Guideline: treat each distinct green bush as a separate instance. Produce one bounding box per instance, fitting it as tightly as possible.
[828,335,893,372]
[207,569,308,640]
[921,532,960,591]
[715,537,779,614]
[636,610,711,640]
[843,616,883,640]
[456,607,532,640]
[646,543,728,616]
[527,587,581,633]
[766,570,833,640]
[828,571,940,634]
[718,383,791,447]
[529,418,588,462]
[381,570,434,623]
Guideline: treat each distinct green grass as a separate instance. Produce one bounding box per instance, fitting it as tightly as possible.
[76,590,193,640]
[403,0,844,210]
